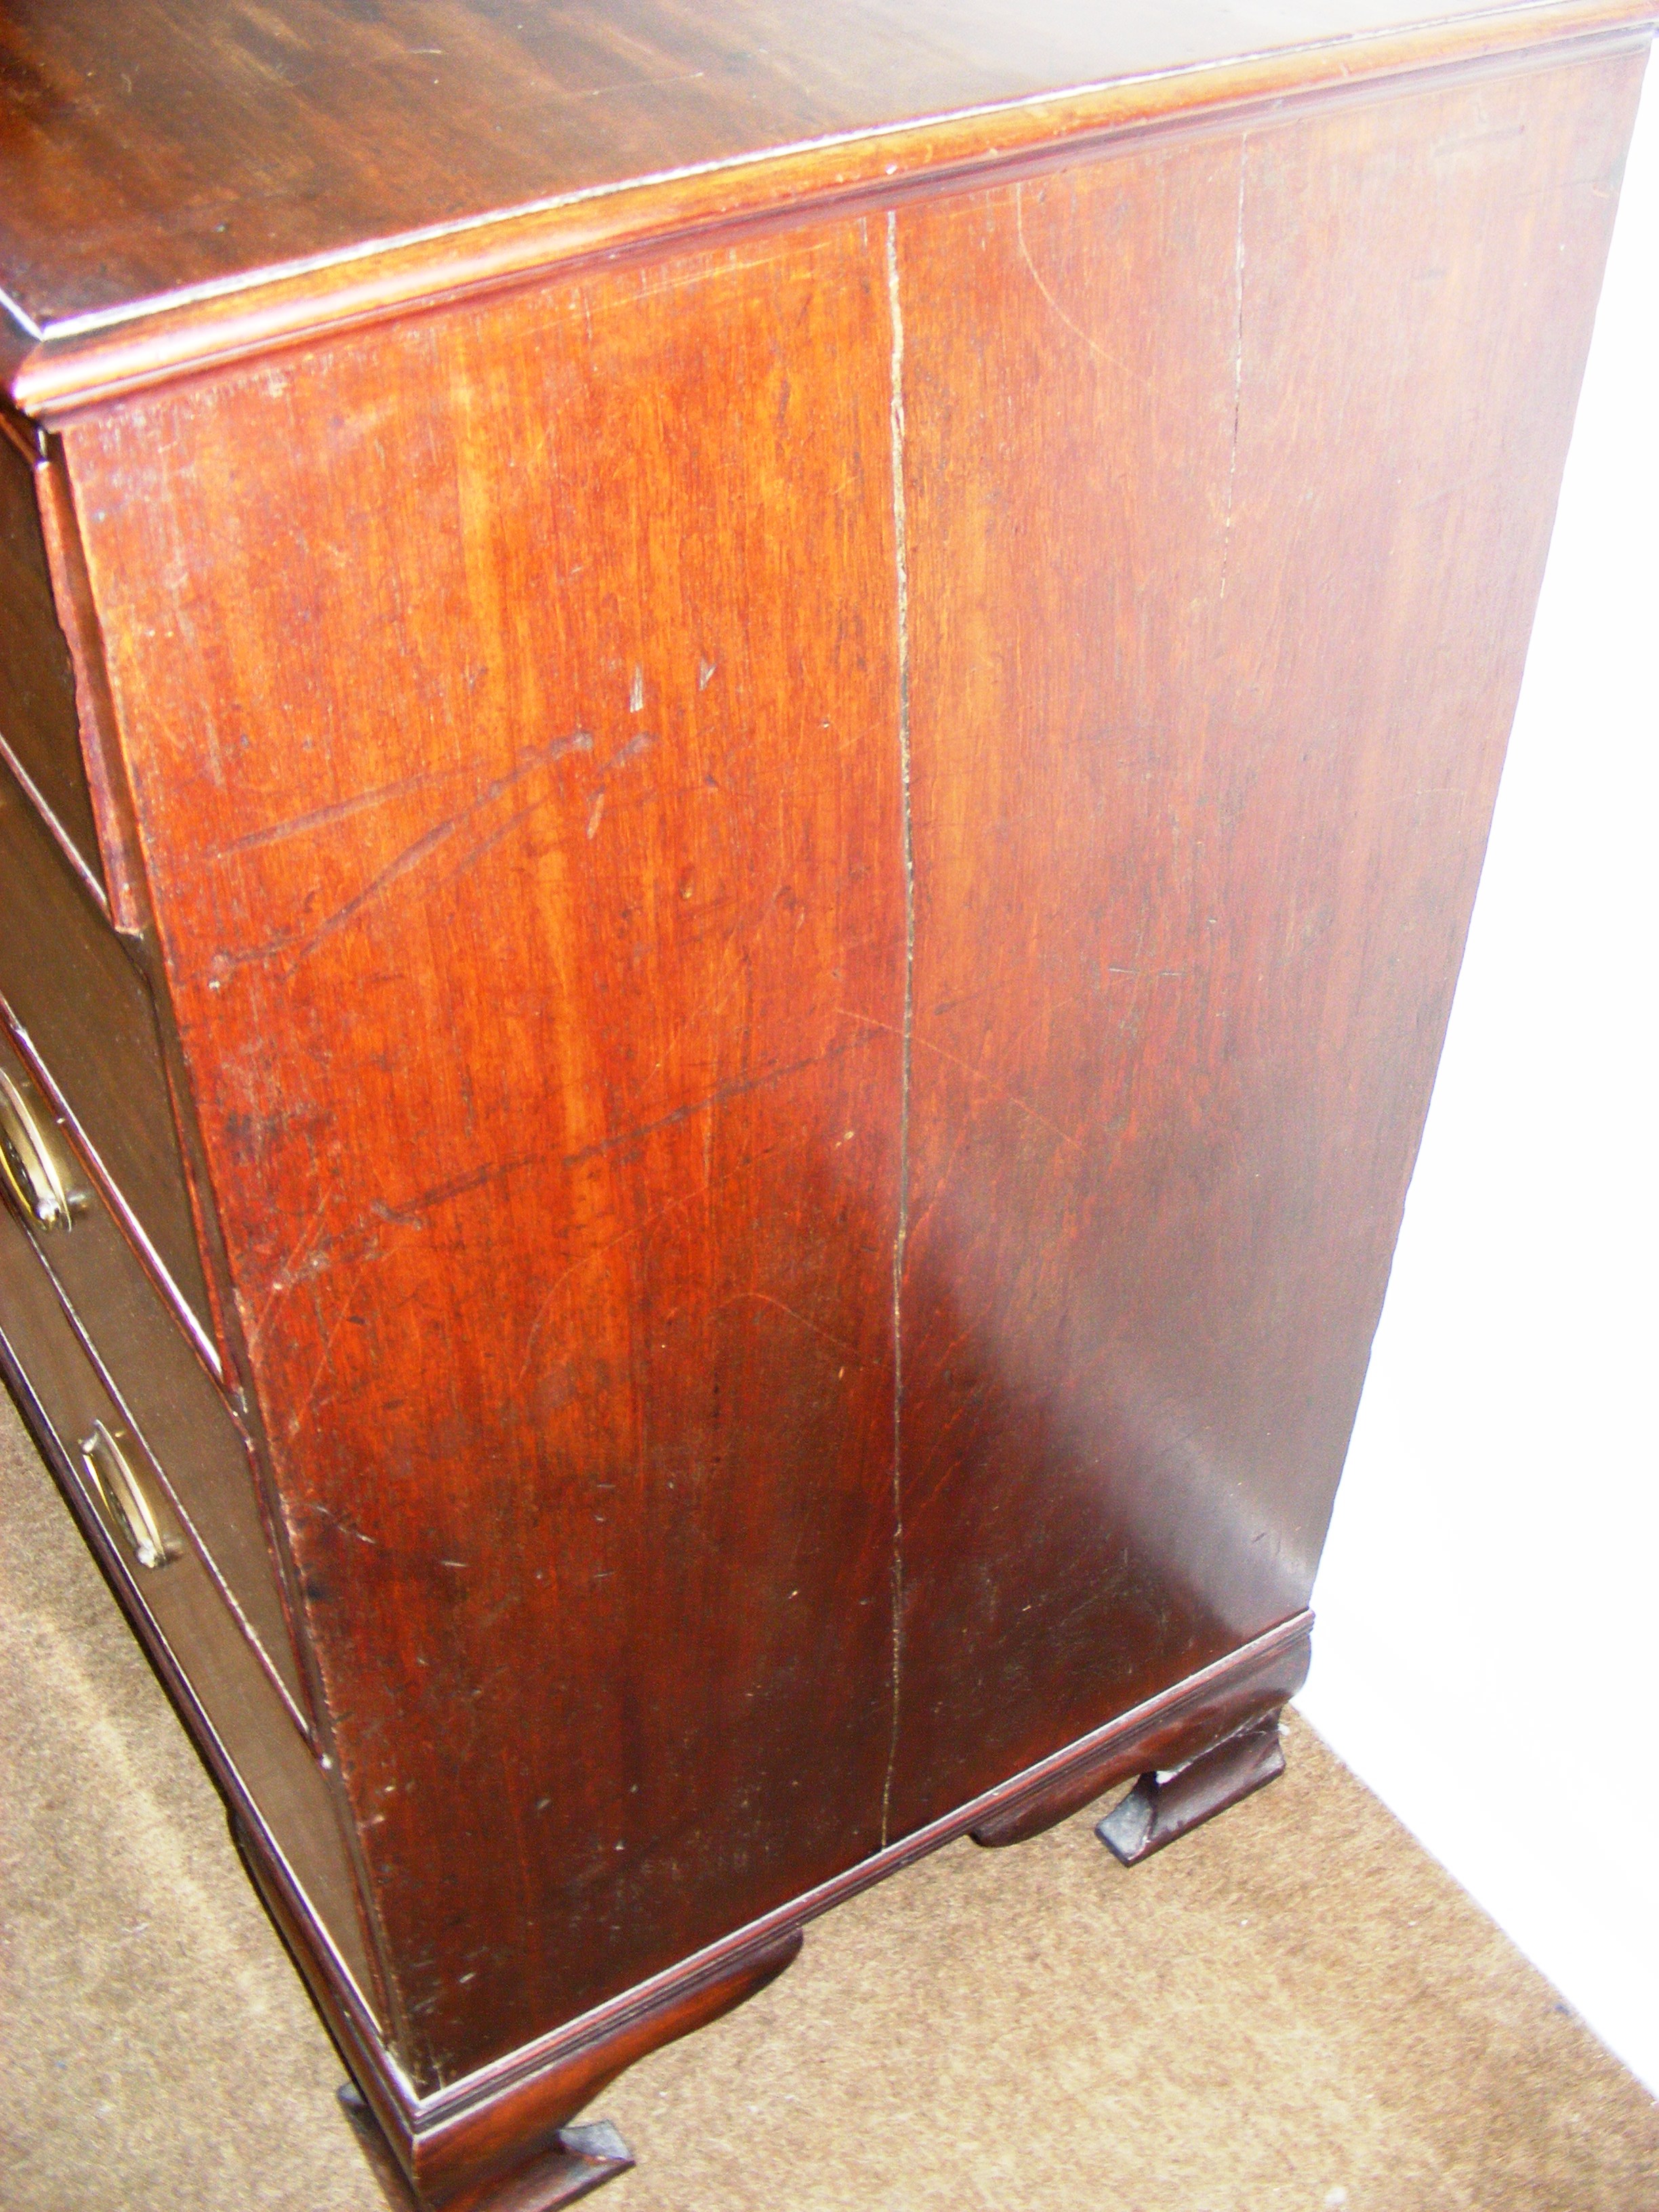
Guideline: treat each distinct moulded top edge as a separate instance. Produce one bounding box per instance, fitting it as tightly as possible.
[1,0,1652,421]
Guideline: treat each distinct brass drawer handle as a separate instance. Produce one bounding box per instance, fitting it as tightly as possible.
[79,1420,173,1571]
[0,1067,86,1233]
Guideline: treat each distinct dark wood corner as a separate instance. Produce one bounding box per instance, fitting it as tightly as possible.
[338,2085,634,2212]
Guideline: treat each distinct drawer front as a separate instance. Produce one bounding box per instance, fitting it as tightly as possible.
[0,431,103,895]
[0,760,215,1349]
[0,1197,380,2020]
[0,1029,304,1712]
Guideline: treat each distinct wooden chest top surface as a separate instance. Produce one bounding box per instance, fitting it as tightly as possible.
[0,0,1647,343]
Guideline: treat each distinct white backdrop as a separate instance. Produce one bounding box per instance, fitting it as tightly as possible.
[1301,65,1659,2092]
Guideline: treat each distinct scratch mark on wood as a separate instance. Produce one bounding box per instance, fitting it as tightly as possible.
[285,1266,365,1441]
[425,785,565,892]
[587,790,607,838]
[558,1030,876,1176]
[838,1008,1084,1155]
[901,1103,972,1259]
[513,1176,731,1389]
[716,1290,863,1360]
[211,762,468,859]
[1014,182,1151,392]
[218,729,593,971]
[248,1193,333,1345]
[566,66,707,104]
[514,1031,883,1386]
[310,1501,379,1547]
[697,657,717,691]
[629,665,644,713]
[642,936,747,1087]
[371,1152,539,1227]
[610,730,655,770]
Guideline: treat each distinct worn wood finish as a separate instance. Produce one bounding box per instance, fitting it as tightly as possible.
[406,1934,801,2209]
[67,215,906,2081]
[5,2,1654,417]
[886,46,1643,1837]
[0,0,1642,333]
[237,1617,1312,2212]
[1,2,1650,2202]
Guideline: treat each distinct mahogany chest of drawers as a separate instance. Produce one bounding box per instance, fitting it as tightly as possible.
[0,3,1649,2203]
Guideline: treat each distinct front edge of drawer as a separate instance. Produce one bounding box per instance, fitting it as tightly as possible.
[0,1029,306,1715]
[0,1196,384,2025]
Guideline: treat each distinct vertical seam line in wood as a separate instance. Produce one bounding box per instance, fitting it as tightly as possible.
[881,205,914,1853]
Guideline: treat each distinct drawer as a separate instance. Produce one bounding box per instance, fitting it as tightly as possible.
[0,759,216,1353]
[0,1194,381,2022]
[0,1028,306,1715]
[0,429,103,897]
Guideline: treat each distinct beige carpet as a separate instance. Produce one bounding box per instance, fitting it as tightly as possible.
[2,1389,1654,2212]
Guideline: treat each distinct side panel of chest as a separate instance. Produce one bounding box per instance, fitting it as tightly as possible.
[49,36,1642,2095]
[62,218,906,2081]
[886,48,1643,1830]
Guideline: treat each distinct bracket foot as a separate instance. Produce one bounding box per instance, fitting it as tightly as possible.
[1097,1713,1286,1866]
[338,2081,633,2212]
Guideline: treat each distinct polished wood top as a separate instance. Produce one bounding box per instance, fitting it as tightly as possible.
[0,0,1652,415]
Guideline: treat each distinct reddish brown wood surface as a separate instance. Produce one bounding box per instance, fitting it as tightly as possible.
[337,2083,632,2212]
[0,0,1642,331]
[4,0,1653,421]
[65,214,904,2083]
[884,47,1643,1836]
[56,39,1649,2093]
[219,1616,1307,2210]
[7,0,1645,2147]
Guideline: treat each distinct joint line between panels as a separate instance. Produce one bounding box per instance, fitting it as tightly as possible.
[881,206,914,1854]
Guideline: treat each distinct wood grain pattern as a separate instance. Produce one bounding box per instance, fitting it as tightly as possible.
[882,45,1644,1837]
[3,1,1651,417]
[66,213,905,2085]
[231,1614,1313,2210]
[0,3,1649,2193]
[0,0,1637,330]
